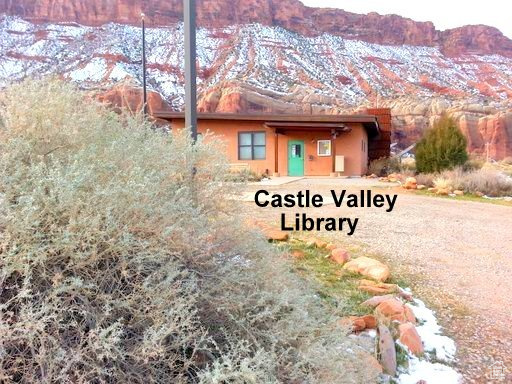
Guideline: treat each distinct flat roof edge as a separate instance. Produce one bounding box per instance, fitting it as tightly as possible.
[152,111,379,124]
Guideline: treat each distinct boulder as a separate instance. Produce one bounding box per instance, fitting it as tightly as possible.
[416,184,427,190]
[375,298,416,324]
[330,248,351,265]
[343,257,390,282]
[378,325,397,376]
[436,188,450,196]
[454,190,464,196]
[399,322,424,356]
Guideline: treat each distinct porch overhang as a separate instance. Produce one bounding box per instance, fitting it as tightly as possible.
[263,121,351,133]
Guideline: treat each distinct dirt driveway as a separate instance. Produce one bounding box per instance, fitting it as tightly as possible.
[242,178,512,383]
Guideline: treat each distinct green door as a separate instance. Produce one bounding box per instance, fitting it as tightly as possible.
[288,140,305,176]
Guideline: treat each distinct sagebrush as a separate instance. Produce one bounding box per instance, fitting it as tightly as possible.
[417,167,512,196]
[0,79,376,383]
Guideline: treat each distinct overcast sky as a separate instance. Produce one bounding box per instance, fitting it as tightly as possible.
[300,0,512,38]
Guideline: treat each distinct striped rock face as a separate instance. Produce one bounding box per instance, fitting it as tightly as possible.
[2,1,512,158]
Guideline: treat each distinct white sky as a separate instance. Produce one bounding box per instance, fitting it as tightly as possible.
[300,0,512,38]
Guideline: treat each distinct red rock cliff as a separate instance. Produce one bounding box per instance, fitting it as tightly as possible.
[1,0,511,57]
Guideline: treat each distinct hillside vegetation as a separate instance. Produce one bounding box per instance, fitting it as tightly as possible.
[0,79,378,384]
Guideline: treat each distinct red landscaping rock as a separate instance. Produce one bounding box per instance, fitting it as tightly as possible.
[397,289,414,302]
[436,188,451,196]
[375,298,416,324]
[358,279,398,295]
[403,177,418,190]
[378,325,397,376]
[352,317,367,332]
[330,248,350,264]
[399,322,424,356]
[326,243,337,251]
[263,228,289,242]
[338,316,358,331]
[314,240,327,248]
[360,294,396,308]
[404,306,416,323]
[340,315,378,332]
[343,256,390,282]
[361,314,377,329]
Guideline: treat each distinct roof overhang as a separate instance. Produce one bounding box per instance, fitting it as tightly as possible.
[153,111,380,138]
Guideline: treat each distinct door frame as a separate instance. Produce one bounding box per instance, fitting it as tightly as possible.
[288,140,305,176]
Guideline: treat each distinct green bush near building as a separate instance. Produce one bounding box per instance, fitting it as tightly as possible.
[415,115,469,173]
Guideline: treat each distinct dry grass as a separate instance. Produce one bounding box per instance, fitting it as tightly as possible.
[417,167,512,197]
[433,177,452,190]
[368,156,401,176]
[0,79,377,384]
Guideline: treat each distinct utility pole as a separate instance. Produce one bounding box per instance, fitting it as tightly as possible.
[141,13,148,117]
[183,0,198,142]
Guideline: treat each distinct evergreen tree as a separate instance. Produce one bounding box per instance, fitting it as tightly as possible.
[415,115,468,173]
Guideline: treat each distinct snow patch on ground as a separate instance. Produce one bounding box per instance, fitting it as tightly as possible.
[397,298,462,383]
[407,299,457,361]
[398,357,462,384]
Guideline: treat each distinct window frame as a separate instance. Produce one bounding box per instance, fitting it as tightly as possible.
[317,139,332,157]
[238,131,266,160]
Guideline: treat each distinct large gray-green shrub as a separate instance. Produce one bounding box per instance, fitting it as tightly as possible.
[0,79,377,383]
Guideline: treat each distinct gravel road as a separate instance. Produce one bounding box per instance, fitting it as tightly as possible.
[243,179,512,383]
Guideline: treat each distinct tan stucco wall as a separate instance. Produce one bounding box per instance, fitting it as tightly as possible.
[169,119,368,176]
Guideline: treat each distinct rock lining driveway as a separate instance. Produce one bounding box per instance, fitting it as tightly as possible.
[242,178,512,383]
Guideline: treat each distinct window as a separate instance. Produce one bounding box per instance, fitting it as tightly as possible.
[317,140,331,157]
[291,144,302,158]
[238,132,266,160]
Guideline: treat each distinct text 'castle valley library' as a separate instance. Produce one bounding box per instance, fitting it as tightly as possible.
[254,190,398,236]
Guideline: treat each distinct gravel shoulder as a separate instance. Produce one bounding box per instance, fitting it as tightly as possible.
[242,179,512,383]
